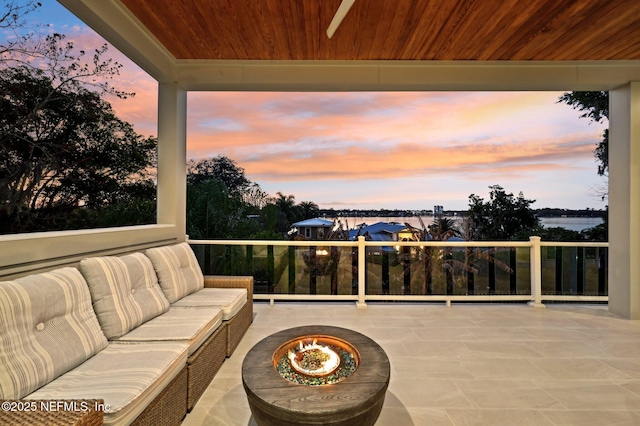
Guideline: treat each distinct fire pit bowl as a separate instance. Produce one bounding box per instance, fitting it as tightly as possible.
[242,326,390,426]
[273,334,358,384]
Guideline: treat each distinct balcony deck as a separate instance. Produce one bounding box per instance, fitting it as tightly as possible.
[182,302,640,425]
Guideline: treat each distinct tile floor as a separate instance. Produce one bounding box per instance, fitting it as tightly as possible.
[182,302,640,426]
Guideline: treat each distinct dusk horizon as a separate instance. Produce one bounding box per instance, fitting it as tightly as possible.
[186,90,607,212]
[28,2,609,212]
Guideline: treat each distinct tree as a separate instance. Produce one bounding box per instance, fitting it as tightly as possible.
[187,156,251,193]
[558,91,608,176]
[242,182,269,212]
[467,185,539,240]
[184,156,323,239]
[273,192,301,232]
[2,0,131,99]
[298,201,319,220]
[0,66,156,233]
[274,192,296,213]
[186,179,260,239]
[429,217,462,240]
[252,203,283,240]
[536,227,584,242]
[0,1,155,233]
[186,156,263,239]
[1,1,45,60]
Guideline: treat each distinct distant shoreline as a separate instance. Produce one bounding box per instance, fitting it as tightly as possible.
[318,208,607,219]
[323,214,604,233]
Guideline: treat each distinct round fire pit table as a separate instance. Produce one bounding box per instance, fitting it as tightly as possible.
[242,325,390,426]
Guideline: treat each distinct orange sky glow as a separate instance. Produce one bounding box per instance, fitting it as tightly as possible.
[20,3,609,211]
[186,91,607,210]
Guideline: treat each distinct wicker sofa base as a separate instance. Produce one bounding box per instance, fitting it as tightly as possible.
[131,366,187,426]
[0,400,104,426]
[225,301,253,356]
[203,275,253,357]
[187,323,227,411]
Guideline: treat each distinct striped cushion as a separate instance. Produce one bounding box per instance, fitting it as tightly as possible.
[26,341,188,426]
[145,243,204,303]
[115,308,223,355]
[0,268,108,400]
[79,254,170,339]
[171,288,246,320]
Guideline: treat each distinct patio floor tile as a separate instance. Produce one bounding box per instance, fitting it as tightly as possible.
[182,302,640,425]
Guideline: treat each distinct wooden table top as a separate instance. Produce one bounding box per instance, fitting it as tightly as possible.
[242,326,390,425]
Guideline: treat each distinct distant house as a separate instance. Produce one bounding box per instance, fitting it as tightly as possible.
[349,222,414,242]
[290,218,334,240]
[347,222,413,255]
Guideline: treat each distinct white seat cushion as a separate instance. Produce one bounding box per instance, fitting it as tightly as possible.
[115,308,223,355]
[26,341,188,426]
[171,288,246,320]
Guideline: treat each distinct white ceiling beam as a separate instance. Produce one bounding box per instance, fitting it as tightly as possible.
[176,60,640,92]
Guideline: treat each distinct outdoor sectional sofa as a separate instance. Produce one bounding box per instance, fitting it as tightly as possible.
[0,242,253,425]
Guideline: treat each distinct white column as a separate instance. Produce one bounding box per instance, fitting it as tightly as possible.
[609,82,640,319]
[157,82,187,241]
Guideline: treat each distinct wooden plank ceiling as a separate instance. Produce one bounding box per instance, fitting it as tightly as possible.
[119,0,640,61]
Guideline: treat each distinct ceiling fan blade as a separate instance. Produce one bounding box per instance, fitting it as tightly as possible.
[326,0,356,39]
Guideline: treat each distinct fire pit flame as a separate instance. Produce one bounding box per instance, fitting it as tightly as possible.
[288,338,341,377]
[273,334,359,385]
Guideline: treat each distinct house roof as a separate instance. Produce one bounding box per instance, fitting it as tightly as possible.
[361,222,407,235]
[349,222,408,240]
[292,218,334,227]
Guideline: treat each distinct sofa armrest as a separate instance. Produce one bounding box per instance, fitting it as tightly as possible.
[203,275,253,305]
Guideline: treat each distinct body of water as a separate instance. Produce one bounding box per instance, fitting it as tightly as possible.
[537,216,604,232]
[327,216,604,233]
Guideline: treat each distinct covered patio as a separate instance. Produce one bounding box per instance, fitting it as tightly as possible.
[2,1,640,424]
[19,0,630,319]
[185,302,640,425]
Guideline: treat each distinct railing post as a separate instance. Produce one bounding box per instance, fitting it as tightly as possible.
[356,236,367,308]
[288,246,296,294]
[529,236,545,308]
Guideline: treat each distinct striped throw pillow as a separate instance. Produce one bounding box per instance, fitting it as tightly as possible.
[0,268,108,399]
[79,253,170,339]
[145,243,204,303]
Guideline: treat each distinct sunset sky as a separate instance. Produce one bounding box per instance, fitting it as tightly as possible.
[13,2,609,211]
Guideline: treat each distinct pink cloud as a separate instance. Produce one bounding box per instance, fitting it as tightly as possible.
[184,91,606,209]
[185,92,602,179]
[240,135,595,181]
[37,2,606,210]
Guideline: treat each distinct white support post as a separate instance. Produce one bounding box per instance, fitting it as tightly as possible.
[609,82,640,319]
[356,236,367,308]
[157,82,187,241]
[528,236,545,308]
